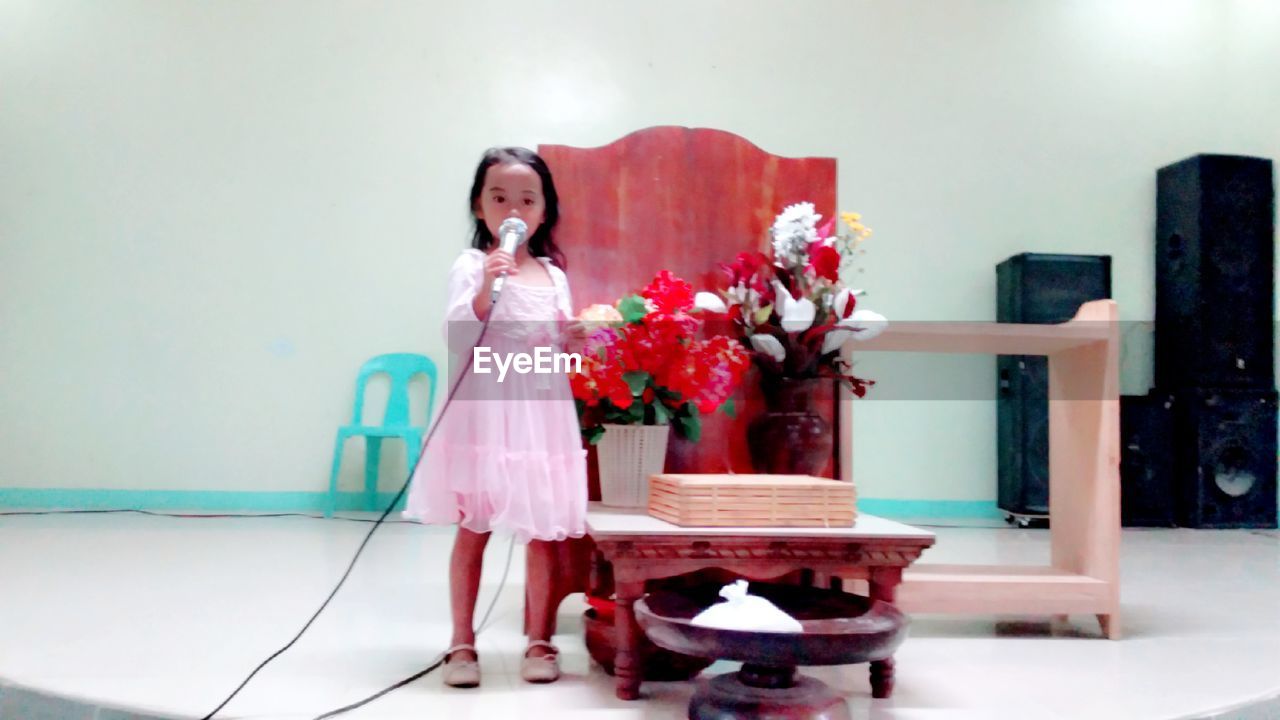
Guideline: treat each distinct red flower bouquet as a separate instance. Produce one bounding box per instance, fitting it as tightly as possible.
[570,271,752,445]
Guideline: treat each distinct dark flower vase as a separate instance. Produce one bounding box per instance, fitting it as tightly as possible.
[747,378,833,475]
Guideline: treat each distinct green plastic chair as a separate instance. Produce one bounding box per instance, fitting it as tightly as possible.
[327,353,437,516]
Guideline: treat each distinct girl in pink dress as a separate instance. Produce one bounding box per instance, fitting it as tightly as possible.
[404,147,587,687]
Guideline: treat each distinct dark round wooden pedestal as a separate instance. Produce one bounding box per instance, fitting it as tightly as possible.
[689,668,850,720]
[636,583,908,720]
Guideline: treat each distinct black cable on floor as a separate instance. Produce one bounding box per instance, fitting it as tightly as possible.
[198,308,502,720]
[312,659,446,720]
[2,502,519,719]
[308,531,516,719]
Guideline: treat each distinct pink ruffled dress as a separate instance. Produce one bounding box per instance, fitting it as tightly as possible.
[403,249,588,542]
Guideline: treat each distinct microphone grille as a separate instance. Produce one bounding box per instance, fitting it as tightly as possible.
[498,218,528,238]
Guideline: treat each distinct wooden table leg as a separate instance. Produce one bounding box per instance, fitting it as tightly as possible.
[868,567,903,699]
[613,580,645,701]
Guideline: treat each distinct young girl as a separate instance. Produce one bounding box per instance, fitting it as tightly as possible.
[404,147,587,688]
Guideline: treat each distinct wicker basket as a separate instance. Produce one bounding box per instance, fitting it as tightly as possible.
[648,473,856,527]
[597,423,670,508]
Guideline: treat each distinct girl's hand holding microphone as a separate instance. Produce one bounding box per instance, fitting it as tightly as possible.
[483,249,519,286]
[472,248,518,319]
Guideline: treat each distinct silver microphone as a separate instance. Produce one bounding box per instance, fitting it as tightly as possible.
[489,217,528,303]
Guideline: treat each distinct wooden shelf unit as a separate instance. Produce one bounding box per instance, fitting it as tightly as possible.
[842,299,1121,638]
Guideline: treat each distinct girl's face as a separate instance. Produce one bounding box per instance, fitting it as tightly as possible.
[474,162,545,246]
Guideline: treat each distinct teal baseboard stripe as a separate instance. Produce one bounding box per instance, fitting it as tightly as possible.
[1,488,997,519]
[857,499,1003,520]
[0,488,407,513]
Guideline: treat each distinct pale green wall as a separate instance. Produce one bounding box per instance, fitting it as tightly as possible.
[2,1,1276,506]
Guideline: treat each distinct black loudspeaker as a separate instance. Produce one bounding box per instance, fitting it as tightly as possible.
[997,253,1113,325]
[1175,389,1278,529]
[996,253,1112,521]
[1120,392,1176,527]
[998,354,1050,518]
[1156,154,1275,389]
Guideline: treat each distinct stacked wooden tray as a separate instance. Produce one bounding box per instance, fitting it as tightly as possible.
[647,473,856,527]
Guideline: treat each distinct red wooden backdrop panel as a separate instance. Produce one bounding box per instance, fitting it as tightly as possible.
[538,126,839,486]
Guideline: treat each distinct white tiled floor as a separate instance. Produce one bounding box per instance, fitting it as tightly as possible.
[0,511,1277,719]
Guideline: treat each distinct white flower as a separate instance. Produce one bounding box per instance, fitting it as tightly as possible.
[820,309,890,354]
[770,202,821,270]
[832,288,854,318]
[694,291,727,313]
[776,202,820,227]
[772,235,809,270]
[783,298,816,333]
[772,280,816,333]
[850,309,888,339]
[726,284,765,320]
[749,334,786,362]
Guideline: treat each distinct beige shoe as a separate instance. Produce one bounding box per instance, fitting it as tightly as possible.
[521,640,561,684]
[443,643,480,688]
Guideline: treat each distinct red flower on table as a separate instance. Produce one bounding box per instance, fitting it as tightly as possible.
[570,355,633,410]
[641,270,695,314]
[808,244,841,283]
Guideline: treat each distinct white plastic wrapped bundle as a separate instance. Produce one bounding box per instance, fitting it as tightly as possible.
[689,580,804,633]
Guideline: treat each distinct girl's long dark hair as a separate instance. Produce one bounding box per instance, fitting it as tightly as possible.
[468,147,566,269]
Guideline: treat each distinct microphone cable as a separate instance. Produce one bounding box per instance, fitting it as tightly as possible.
[201,274,531,720]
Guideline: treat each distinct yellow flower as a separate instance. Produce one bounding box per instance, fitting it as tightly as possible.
[841,212,872,237]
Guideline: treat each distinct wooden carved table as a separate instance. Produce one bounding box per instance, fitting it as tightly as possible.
[586,506,935,701]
